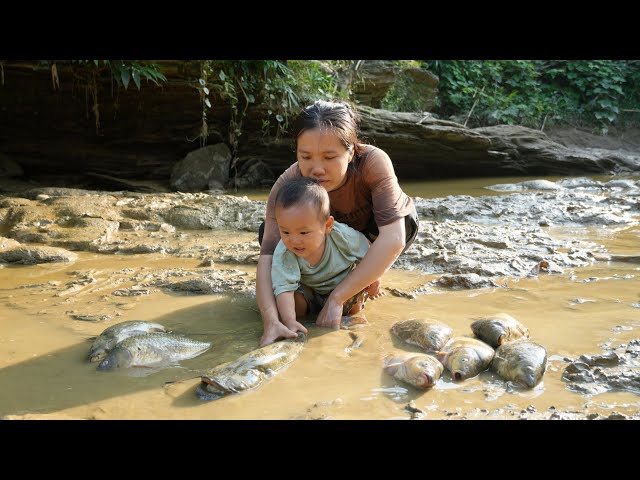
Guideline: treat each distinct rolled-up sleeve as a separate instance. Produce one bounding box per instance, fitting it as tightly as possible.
[364,148,414,227]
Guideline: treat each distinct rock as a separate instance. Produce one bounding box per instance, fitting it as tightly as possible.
[170,143,232,192]
[230,157,276,189]
[0,236,21,250]
[0,246,78,264]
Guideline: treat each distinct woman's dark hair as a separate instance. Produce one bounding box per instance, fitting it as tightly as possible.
[292,100,365,169]
[275,177,330,220]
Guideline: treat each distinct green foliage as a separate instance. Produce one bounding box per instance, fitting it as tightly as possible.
[197,60,341,148]
[423,60,640,132]
[41,60,167,90]
[315,60,368,99]
[539,60,628,132]
[8,59,638,136]
[110,60,167,90]
[618,60,640,127]
[195,60,342,181]
[381,65,437,113]
[424,60,548,128]
[271,60,338,128]
[392,60,422,69]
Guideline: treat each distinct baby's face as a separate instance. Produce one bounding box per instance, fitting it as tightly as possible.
[275,202,332,266]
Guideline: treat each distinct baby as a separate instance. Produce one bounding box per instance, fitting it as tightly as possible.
[271,177,371,330]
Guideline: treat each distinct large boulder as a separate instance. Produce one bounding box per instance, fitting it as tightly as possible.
[475,125,640,175]
[351,61,400,108]
[230,157,276,189]
[0,246,78,265]
[351,61,438,111]
[170,143,232,192]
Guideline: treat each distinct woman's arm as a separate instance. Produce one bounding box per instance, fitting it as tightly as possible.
[256,254,306,346]
[316,218,406,329]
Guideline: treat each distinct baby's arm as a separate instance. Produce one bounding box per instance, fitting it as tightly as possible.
[275,291,297,327]
[275,291,309,336]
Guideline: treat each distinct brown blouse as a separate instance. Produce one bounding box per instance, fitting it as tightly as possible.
[260,145,415,255]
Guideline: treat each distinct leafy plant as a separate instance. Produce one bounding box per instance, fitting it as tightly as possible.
[540,60,628,132]
[33,60,167,134]
[194,60,343,183]
[424,60,639,132]
[225,60,341,140]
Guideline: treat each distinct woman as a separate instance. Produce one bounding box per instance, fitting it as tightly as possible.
[257,100,419,347]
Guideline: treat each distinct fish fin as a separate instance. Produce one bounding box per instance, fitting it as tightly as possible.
[434,350,447,362]
[196,383,225,401]
[201,376,235,394]
[164,374,200,386]
[382,355,403,375]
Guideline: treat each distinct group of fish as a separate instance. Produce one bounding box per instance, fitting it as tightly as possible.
[88,321,211,370]
[87,312,547,403]
[87,319,306,401]
[384,312,548,390]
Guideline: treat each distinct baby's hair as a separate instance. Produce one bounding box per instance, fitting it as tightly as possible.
[275,177,330,220]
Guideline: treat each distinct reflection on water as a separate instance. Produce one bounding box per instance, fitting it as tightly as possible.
[228,174,639,201]
[1,176,639,419]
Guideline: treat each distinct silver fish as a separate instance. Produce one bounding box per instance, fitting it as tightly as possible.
[383,353,444,389]
[88,320,167,362]
[390,319,453,351]
[346,331,364,354]
[97,332,210,370]
[436,337,495,381]
[491,341,547,388]
[197,333,305,400]
[470,313,529,348]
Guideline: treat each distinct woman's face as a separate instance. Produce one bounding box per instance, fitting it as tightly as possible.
[296,128,353,192]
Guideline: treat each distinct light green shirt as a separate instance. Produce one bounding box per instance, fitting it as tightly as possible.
[272,221,370,297]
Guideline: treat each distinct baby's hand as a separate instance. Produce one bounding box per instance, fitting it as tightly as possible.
[283,319,308,335]
[259,322,299,347]
[365,279,386,300]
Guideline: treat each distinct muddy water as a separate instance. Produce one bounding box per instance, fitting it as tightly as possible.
[230,174,616,201]
[1,178,639,420]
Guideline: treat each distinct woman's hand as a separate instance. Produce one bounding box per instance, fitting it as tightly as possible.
[316,296,344,329]
[365,279,386,300]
